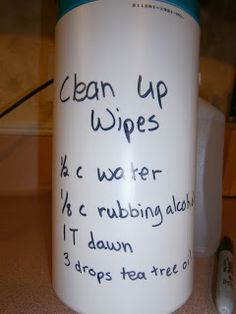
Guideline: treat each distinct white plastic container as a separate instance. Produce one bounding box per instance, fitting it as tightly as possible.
[53,1,200,313]
[194,97,225,256]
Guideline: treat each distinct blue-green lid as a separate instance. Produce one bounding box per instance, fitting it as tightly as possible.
[159,0,199,22]
[58,0,96,20]
[58,0,199,23]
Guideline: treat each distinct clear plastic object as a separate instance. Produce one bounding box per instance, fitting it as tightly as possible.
[194,97,225,256]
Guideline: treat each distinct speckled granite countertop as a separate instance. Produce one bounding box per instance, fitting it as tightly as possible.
[1,194,235,313]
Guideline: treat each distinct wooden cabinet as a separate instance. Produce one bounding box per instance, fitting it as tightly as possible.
[223,123,236,196]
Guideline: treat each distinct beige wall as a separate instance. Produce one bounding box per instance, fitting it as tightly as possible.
[0,0,55,133]
[199,56,235,116]
[199,0,236,116]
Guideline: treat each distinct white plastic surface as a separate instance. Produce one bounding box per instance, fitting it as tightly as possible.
[194,98,225,256]
[53,1,200,313]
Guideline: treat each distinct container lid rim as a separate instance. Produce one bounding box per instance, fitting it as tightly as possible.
[57,0,200,23]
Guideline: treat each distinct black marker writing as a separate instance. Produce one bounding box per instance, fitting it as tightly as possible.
[61,189,73,217]
[97,200,163,228]
[137,75,168,109]
[120,267,147,281]
[75,260,112,285]
[88,231,134,253]
[97,162,162,182]
[59,74,115,103]
[91,107,159,143]
[61,155,69,177]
